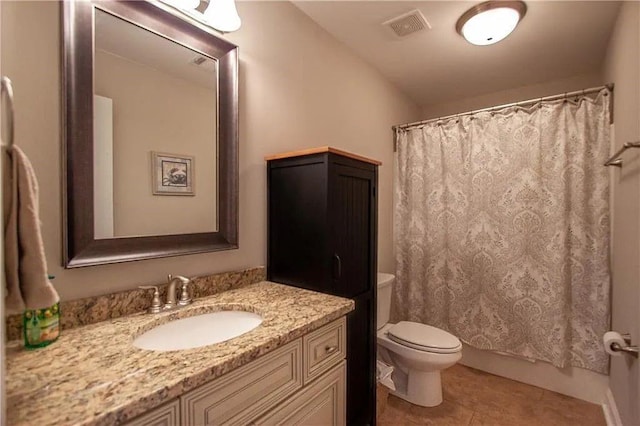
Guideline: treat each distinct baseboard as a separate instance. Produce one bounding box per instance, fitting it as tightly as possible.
[602,388,623,426]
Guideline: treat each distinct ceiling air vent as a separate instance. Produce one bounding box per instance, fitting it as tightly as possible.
[189,55,217,72]
[191,56,208,66]
[383,9,431,38]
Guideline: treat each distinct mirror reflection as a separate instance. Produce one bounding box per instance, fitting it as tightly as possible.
[93,9,218,239]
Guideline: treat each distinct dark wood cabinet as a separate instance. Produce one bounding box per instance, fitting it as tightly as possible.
[266,147,379,425]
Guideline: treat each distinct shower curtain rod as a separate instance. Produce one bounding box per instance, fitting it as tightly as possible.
[392,83,614,133]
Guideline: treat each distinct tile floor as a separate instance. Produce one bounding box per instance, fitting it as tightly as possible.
[378,364,606,426]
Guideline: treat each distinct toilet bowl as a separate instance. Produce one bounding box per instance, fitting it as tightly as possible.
[376,273,462,407]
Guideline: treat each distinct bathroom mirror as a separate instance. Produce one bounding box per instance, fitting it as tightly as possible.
[63,0,238,268]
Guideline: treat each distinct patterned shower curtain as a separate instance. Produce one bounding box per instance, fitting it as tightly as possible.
[393,89,611,373]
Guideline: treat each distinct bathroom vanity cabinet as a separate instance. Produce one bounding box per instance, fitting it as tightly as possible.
[266,147,379,425]
[6,282,353,426]
[125,317,346,426]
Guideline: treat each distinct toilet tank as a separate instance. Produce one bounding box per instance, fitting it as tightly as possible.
[377,273,395,330]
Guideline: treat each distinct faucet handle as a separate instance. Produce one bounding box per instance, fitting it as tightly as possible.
[139,285,162,314]
[177,278,192,306]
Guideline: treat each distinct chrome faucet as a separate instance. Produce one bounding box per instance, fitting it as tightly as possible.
[165,274,192,309]
[139,274,193,314]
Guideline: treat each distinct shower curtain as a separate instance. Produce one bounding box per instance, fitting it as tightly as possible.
[394,89,611,373]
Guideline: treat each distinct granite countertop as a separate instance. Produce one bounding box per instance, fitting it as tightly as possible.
[6,282,354,426]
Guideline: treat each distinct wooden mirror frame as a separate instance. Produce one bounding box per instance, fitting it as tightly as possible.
[62,0,238,268]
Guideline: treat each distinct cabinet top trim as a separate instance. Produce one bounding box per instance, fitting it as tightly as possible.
[265,146,382,166]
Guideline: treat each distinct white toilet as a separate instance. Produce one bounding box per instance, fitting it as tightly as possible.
[377,273,462,407]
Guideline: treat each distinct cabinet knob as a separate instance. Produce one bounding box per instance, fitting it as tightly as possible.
[325,345,338,354]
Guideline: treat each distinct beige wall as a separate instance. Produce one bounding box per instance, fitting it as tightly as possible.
[420,72,612,404]
[0,1,419,300]
[95,50,217,237]
[603,2,640,424]
[421,72,603,119]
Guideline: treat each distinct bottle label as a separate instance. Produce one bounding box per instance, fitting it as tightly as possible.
[23,303,60,348]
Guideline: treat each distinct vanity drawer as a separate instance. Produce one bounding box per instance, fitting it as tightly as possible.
[124,399,180,426]
[303,317,346,384]
[180,339,302,425]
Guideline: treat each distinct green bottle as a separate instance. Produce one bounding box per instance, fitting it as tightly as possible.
[23,275,60,349]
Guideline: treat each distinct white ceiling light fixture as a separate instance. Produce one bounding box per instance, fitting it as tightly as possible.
[203,0,242,33]
[159,0,242,33]
[163,0,200,10]
[456,1,527,46]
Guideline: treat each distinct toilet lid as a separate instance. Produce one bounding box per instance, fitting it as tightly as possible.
[387,321,462,354]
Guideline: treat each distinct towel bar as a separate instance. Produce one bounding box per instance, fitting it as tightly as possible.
[604,141,640,167]
[1,76,15,148]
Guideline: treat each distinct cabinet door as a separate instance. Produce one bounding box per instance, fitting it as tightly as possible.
[328,161,377,297]
[180,340,302,425]
[256,361,346,426]
[347,291,376,426]
[124,399,180,426]
[267,155,330,292]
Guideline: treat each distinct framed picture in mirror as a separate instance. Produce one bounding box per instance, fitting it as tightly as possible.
[152,151,195,196]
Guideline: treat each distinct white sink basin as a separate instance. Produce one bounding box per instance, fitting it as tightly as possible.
[133,310,263,351]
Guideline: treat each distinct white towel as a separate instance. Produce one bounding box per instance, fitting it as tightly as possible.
[3,145,59,314]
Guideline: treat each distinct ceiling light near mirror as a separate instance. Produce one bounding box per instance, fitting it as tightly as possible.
[166,0,200,9]
[456,1,526,46]
[203,0,241,33]
[161,0,241,33]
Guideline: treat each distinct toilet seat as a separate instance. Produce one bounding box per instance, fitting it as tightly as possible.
[387,321,462,354]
